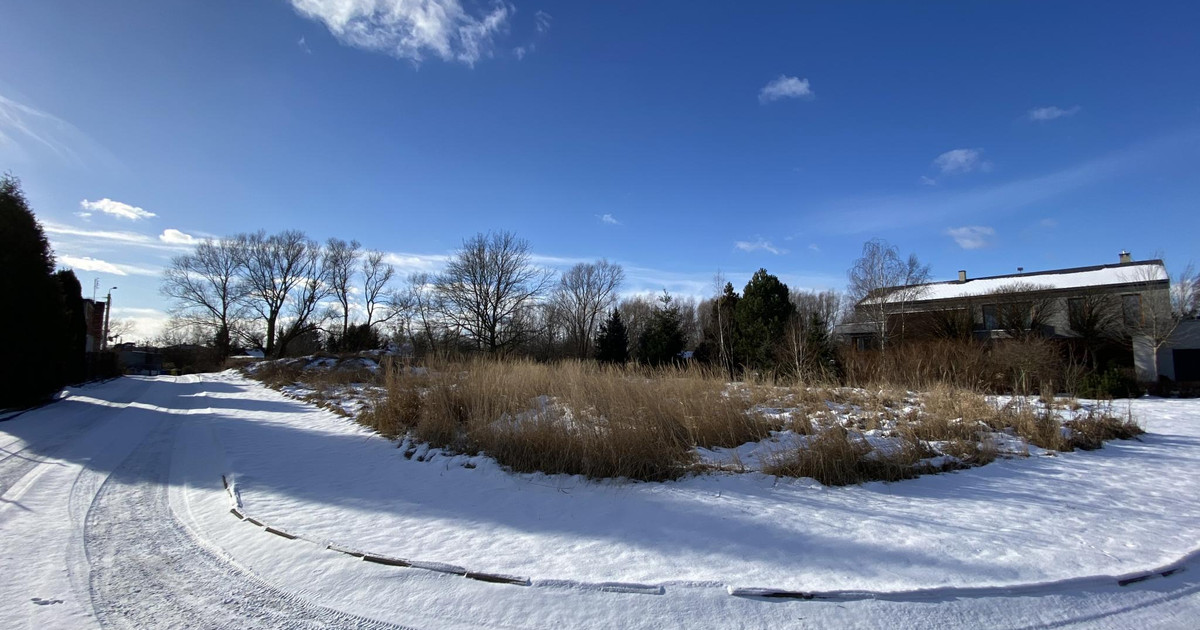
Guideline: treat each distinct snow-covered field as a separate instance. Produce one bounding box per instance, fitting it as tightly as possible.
[2,372,1198,628]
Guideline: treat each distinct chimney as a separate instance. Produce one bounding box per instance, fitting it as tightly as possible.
[958,270,967,283]
[1119,250,1132,264]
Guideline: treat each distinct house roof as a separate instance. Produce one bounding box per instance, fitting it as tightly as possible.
[864,260,1167,306]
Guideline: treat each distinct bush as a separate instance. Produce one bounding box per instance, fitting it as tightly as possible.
[1076,367,1142,399]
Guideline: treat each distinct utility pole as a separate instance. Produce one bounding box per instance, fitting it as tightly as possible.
[102,286,117,350]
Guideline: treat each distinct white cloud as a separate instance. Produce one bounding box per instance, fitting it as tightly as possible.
[109,307,170,342]
[382,251,450,274]
[808,244,821,253]
[298,36,313,53]
[159,228,198,245]
[758,75,814,103]
[920,175,938,186]
[598,213,620,225]
[1028,105,1081,122]
[945,226,995,250]
[43,221,155,246]
[513,45,529,60]
[1039,218,1058,229]
[288,0,512,66]
[58,255,160,277]
[734,238,788,255]
[933,148,991,175]
[534,10,551,34]
[80,198,156,221]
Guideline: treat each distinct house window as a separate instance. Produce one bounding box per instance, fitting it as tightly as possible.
[982,304,998,330]
[1122,294,1142,328]
[1068,297,1084,327]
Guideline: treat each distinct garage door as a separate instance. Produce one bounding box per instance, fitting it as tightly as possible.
[1174,349,1200,382]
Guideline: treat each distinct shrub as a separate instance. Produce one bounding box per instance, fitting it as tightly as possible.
[1076,367,1142,399]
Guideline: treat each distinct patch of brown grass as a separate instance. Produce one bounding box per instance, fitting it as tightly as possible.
[1064,405,1143,450]
[764,427,938,486]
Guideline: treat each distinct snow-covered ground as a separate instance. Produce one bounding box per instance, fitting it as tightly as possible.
[2,372,1198,628]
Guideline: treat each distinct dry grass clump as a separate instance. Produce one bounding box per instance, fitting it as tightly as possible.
[251,360,304,388]
[263,353,1147,484]
[839,338,1063,395]
[365,359,777,480]
[1064,406,1143,450]
[764,427,939,486]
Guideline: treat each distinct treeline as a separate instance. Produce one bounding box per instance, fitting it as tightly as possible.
[161,228,846,378]
[1,175,114,408]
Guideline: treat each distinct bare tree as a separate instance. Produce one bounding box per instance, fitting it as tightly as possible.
[161,237,246,356]
[1065,291,1122,370]
[401,272,453,358]
[234,230,326,357]
[791,289,844,336]
[1128,261,1197,381]
[988,283,1060,340]
[362,249,396,329]
[325,238,361,341]
[435,231,554,354]
[550,260,625,358]
[847,239,931,349]
[617,294,657,359]
[106,318,136,345]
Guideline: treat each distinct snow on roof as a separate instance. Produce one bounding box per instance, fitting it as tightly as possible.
[869,261,1167,305]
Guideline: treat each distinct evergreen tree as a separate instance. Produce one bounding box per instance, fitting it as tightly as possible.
[0,174,67,407]
[56,269,87,384]
[594,309,630,364]
[802,312,839,378]
[637,293,686,366]
[734,269,794,371]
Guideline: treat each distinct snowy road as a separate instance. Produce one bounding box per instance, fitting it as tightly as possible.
[1,374,1198,628]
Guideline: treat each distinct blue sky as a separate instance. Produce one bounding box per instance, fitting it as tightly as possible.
[2,0,1198,339]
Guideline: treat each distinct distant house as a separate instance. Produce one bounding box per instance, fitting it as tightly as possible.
[82,298,106,352]
[118,345,164,375]
[838,252,1194,382]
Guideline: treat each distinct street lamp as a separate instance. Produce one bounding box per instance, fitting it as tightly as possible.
[102,287,117,351]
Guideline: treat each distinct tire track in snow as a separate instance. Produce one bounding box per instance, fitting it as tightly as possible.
[85,415,415,629]
[0,380,151,498]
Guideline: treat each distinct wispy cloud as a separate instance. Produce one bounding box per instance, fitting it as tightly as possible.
[946,226,995,250]
[809,129,1200,235]
[42,221,194,255]
[0,93,118,168]
[758,75,814,103]
[534,10,552,33]
[288,0,512,66]
[297,36,313,54]
[933,148,991,175]
[920,175,937,186]
[59,255,160,277]
[1028,105,1081,122]
[597,213,620,226]
[80,198,155,221]
[159,228,198,245]
[734,238,788,255]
